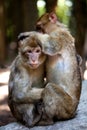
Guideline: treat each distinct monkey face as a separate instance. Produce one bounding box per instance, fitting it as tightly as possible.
[22,46,42,69]
[19,36,46,69]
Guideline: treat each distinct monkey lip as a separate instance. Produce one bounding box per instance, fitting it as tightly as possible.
[30,63,39,68]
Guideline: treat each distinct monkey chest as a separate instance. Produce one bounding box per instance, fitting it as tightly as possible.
[31,72,45,88]
[46,58,66,83]
[32,77,44,88]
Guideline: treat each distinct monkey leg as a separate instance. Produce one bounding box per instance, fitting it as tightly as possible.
[8,101,23,122]
[9,102,42,127]
[23,104,41,127]
[42,83,77,120]
[36,100,54,126]
[37,115,54,126]
[8,89,44,127]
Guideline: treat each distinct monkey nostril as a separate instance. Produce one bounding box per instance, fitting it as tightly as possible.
[32,59,36,63]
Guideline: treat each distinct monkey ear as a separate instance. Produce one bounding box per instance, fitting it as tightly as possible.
[49,12,57,23]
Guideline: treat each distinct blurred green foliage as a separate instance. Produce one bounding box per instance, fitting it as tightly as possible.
[37,0,72,26]
[6,0,73,43]
[56,0,72,26]
[37,0,46,16]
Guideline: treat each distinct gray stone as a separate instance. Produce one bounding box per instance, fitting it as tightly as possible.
[0,80,87,130]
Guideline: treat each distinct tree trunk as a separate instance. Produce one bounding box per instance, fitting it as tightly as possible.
[73,0,87,56]
[0,0,6,63]
[45,0,57,13]
[11,0,23,40]
[22,0,38,31]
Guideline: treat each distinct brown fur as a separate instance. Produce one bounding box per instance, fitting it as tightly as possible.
[8,35,46,127]
[36,13,82,125]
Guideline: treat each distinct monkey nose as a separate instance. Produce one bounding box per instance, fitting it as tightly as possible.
[32,60,36,63]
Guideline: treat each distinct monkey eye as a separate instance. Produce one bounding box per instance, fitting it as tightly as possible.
[36,49,41,53]
[28,50,32,53]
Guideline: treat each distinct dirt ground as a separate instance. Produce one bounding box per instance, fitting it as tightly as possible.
[0,69,16,126]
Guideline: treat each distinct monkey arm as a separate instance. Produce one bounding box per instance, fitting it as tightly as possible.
[34,33,62,56]
[12,88,44,104]
[8,66,44,104]
[43,83,73,101]
[40,37,62,56]
[18,31,62,56]
[42,83,78,118]
[25,88,44,103]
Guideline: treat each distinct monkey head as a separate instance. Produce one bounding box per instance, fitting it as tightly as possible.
[36,12,58,34]
[18,34,46,69]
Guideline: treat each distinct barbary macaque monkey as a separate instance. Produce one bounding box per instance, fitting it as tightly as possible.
[8,34,47,127]
[35,13,82,124]
[18,30,82,125]
[36,12,82,67]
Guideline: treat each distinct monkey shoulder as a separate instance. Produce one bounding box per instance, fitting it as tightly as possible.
[9,56,30,89]
[51,28,75,46]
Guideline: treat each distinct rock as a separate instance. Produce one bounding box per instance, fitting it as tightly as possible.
[0,80,87,130]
